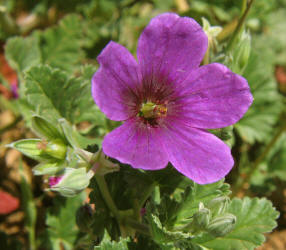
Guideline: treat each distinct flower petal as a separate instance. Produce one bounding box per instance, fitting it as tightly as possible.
[161,120,234,184]
[137,13,208,84]
[103,118,168,170]
[92,41,141,121]
[169,63,253,129]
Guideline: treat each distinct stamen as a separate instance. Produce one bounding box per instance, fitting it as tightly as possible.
[139,101,167,119]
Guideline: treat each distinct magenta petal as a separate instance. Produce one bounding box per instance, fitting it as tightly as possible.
[102,119,168,170]
[137,13,208,84]
[162,121,234,184]
[92,41,141,121]
[170,63,253,129]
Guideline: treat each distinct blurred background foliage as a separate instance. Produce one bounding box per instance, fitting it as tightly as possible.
[1,0,286,249]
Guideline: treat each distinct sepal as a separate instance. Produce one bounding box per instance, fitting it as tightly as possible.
[7,139,53,161]
[32,115,65,142]
[48,168,92,197]
[206,213,236,237]
[192,203,211,231]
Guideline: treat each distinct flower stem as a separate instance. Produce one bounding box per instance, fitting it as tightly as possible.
[95,175,120,220]
[202,47,210,65]
[241,0,248,16]
[138,182,156,208]
[226,0,255,52]
[133,182,156,221]
[124,217,150,236]
[232,122,286,196]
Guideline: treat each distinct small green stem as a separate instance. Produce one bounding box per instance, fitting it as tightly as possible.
[232,123,286,196]
[138,183,156,208]
[226,0,255,52]
[124,217,150,236]
[241,0,248,16]
[95,175,120,220]
[28,227,36,250]
[202,47,210,65]
[133,183,156,222]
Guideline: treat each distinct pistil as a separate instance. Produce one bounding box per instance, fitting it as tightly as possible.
[139,101,167,119]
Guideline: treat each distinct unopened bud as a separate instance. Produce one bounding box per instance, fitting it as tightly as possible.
[48,168,91,197]
[48,176,63,187]
[207,196,229,218]
[202,17,222,48]
[207,213,236,237]
[38,139,67,160]
[232,31,251,74]
[76,204,94,232]
[192,203,211,230]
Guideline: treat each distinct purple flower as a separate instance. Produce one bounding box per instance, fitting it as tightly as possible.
[91,13,253,184]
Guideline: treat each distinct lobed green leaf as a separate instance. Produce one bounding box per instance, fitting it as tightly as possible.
[193,197,279,250]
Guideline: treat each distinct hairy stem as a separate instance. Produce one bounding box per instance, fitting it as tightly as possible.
[226,0,255,52]
[124,217,150,236]
[95,175,120,220]
[139,183,156,208]
[133,183,156,222]
[202,46,210,65]
[241,0,248,16]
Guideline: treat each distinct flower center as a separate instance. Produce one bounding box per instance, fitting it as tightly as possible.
[139,101,167,119]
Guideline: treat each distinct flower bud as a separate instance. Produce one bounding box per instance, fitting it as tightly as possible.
[232,31,251,74]
[48,168,91,197]
[202,17,222,49]
[38,139,67,160]
[207,196,229,218]
[48,176,63,187]
[207,213,236,237]
[192,203,211,230]
[76,204,94,232]
[33,162,61,176]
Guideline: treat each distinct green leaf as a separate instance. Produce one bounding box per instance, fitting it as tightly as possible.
[25,65,104,129]
[59,118,99,148]
[32,115,66,142]
[41,194,86,250]
[74,65,106,125]
[24,65,70,123]
[147,211,193,244]
[94,230,130,249]
[235,48,282,144]
[5,36,41,76]
[193,197,279,250]
[174,180,230,226]
[35,14,84,73]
